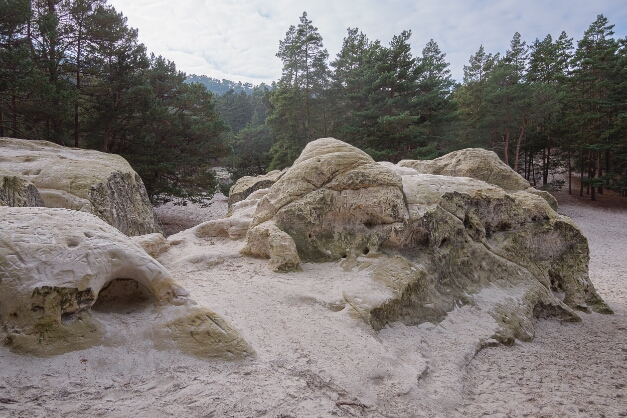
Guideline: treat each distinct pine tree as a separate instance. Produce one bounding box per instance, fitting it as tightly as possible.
[454,45,499,146]
[329,27,381,148]
[215,88,253,134]
[0,1,230,202]
[569,15,620,200]
[478,33,533,168]
[413,39,456,157]
[526,32,573,188]
[266,11,329,169]
[115,55,229,203]
[0,0,34,138]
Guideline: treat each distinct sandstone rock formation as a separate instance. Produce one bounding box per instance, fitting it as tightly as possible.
[184,187,301,272]
[0,207,252,358]
[398,148,559,211]
[398,148,531,191]
[0,168,44,207]
[244,221,301,272]
[0,137,161,236]
[130,233,171,258]
[182,188,269,243]
[227,169,284,209]
[234,138,610,344]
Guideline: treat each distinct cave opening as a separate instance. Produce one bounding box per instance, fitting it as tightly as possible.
[91,279,156,314]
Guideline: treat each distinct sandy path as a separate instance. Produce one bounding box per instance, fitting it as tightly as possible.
[459,194,627,417]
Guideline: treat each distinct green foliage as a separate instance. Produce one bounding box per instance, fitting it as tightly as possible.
[215,89,253,134]
[226,124,274,181]
[229,12,627,203]
[114,56,229,204]
[259,18,459,170]
[451,14,627,200]
[263,12,330,170]
[329,30,457,162]
[217,180,232,197]
[566,15,622,198]
[4,5,627,204]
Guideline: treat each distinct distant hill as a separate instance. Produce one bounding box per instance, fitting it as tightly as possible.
[186,75,256,95]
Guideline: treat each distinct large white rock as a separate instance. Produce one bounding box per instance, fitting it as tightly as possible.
[251,138,406,262]
[238,138,611,345]
[398,148,531,191]
[0,137,162,236]
[227,169,285,209]
[0,207,252,358]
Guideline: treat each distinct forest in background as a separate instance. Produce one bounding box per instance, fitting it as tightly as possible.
[2,2,626,202]
[0,0,229,203]
[219,12,627,200]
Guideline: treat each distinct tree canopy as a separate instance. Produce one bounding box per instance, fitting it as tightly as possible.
[0,0,229,203]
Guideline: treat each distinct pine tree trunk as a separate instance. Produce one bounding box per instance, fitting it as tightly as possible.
[74,23,82,148]
[605,148,610,189]
[11,94,17,135]
[590,156,596,201]
[579,149,584,197]
[504,98,510,166]
[523,148,528,180]
[543,136,551,186]
[597,152,603,195]
[304,43,311,141]
[530,151,536,186]
[568,144,572,195]
[104,123,110,153]
[513,117,526,172]
[504,128,510,166]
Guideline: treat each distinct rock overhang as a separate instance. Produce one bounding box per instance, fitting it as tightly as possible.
[0,206,252,358]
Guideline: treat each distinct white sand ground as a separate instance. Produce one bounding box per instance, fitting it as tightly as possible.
[1,192,625,417]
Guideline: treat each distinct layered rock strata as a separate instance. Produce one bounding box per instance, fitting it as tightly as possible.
[398,148,559,211]
[398,148,531,191]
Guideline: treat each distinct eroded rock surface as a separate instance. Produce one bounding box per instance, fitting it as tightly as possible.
[0,168,44,207]
[130,233,170,258]
[227,169,284,209]
[238,138,610,344]
[0,137,161,236]
[399,148,531,191]
[244,221,301,272]
[0,207,251,358]
[250,139,406,262]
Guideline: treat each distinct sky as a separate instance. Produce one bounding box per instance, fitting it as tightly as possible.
[107,0,627,85]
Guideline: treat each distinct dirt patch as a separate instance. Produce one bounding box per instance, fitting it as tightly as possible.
[553,175,627,211]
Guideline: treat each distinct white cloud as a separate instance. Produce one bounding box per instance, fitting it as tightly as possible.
[108,0,627,84]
